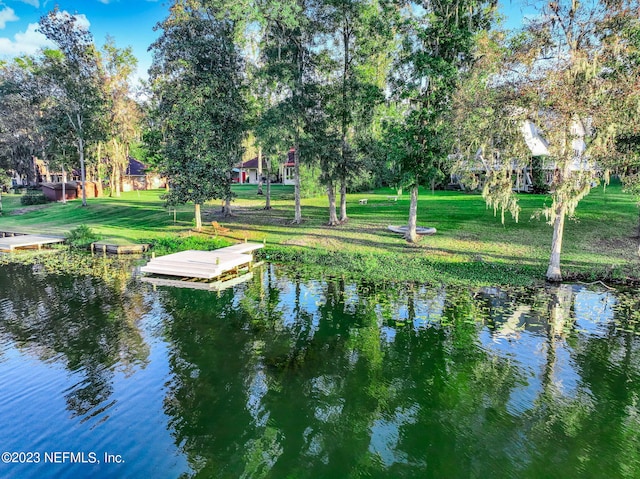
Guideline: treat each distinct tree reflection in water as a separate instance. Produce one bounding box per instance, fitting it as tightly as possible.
[0,262,149,419]
[156,266,640,478]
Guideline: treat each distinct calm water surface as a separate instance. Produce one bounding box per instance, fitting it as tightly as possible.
[1,262,639,478]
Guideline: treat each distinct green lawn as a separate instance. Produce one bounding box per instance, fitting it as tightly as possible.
[1,182,638,286]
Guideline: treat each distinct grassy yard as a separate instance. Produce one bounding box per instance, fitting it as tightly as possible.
[1,182,638,286]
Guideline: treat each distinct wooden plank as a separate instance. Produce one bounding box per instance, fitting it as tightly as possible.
[140,272,254,291]
[139,265,219,279]
[218,242,264,254]
[147,252,252,270]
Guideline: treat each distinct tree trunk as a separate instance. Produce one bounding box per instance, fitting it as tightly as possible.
[265,170,272,210]
[340,26,350,225]
[327,181,338,226]
[405,185,419,243]
[339,178,348,223]
[223,196,232,217]
[115,165,121,197]
[78,136,87,207]
[61,166,67,205]
[194,203,202,231]
[293,146,302,224]
[96,142,103,197]
[109,163,115,197]
[257,146,263,195]
[636,209,640,257]
[546,202,567,282]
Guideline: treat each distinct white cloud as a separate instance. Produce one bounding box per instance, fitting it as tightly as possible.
[19,0,40,6]
[0,6,19,29]
[0,10,92,59]
[0,22,54,57]
[52,10,91,30]
[69,12,90,30]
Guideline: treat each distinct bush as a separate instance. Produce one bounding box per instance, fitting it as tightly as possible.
[65,225,100,249]
[20,189,48,206]
[300,164,325,198]
[149,235,231,256]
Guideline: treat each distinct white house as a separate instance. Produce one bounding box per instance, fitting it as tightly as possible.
[451,117,596,192]
[234,149,296,185]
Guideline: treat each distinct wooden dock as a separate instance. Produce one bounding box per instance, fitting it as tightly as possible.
[0,234,65,252]
[141,272,255,291]
[140,242,264,280]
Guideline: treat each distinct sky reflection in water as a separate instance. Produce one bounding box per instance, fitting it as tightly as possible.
[0,262,639,478]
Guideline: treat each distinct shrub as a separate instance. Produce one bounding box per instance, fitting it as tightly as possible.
[20,189,48,206]
[65,225,100,249]
[149,235,231,256]
[300,164,325,198]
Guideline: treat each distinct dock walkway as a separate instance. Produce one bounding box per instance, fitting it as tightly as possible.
[0,234,65,252]
[140,242,264,280]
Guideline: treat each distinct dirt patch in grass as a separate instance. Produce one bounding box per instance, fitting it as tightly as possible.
[590,236,638,259]
[283,237,311,247]
[9,204,51,216]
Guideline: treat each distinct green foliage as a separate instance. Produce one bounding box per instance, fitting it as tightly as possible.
[65,224,100,249]
[20,189,48,206]
[259,245,545,287]
[149,235,231,256]
[531,156,549,194]
[389,0,496,190]
[299,164,325,198]
[0,182,638,286]
[39,8,109,207]
[149,0,247,213]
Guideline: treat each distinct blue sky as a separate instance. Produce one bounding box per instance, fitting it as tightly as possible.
[0,0,168,83]
[1,0,532,84]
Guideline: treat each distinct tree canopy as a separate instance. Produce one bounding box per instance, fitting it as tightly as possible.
[149,0,247,230]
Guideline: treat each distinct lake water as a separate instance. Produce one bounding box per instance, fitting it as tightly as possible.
[1,261,639,478]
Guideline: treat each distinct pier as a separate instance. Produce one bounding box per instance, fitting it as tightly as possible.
[140,242,264,280]
[0,234,65,252]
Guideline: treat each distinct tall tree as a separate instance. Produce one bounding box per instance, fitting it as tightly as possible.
[149,0,247,230]
[100,38,141,197]
[451,29,529,224]
[597,2,640,251]
[315,0,392,224]
[387,0,495,242]
[258,0,316,224]
[463,0,640,281]
[39,8,107,207]
[0,56,50,187]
